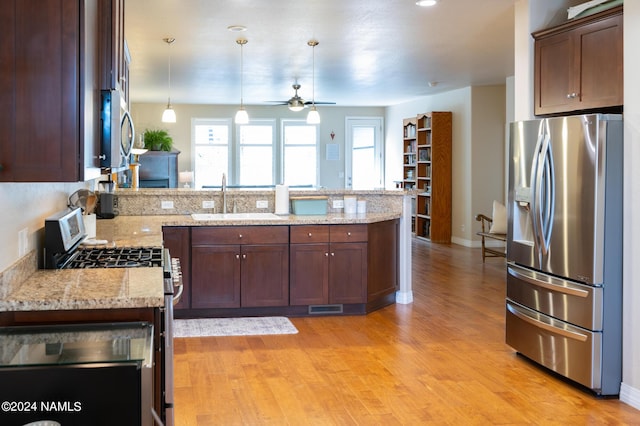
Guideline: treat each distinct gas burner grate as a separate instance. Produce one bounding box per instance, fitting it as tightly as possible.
[66,247,164,269]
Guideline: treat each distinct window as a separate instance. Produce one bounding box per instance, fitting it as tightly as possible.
[192,118,316,188]
[282,120,318,187]
[192,118,230,188]
[345,117,383,189]
[237,121,275,186]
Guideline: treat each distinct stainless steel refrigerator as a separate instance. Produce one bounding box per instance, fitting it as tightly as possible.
[505,114,623,395]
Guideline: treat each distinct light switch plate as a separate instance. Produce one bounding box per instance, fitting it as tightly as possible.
[161,200,174,209]
[256,200,268,209]
[202,200,215,209]
[332,199,344,209]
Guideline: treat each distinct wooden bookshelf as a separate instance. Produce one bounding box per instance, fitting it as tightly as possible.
[413,112,452,243]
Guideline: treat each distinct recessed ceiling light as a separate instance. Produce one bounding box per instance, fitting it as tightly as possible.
[416,0,437,6]
[227,25,247,32]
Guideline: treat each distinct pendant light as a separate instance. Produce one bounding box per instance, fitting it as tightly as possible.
[235,38,249,124]
[306,40,320,124]
[161,37,177,123]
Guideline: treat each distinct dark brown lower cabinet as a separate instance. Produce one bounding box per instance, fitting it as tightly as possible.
[290,243,330,305]
[191,245,241,309]
[328,242,368,304]
[240,244,289,307]
[162,226,191,310]
[185,221,397,316]
[191,226,289,309]
[289,224,369,306]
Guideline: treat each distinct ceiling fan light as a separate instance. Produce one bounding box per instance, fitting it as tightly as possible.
[289,105,305,112]
[162,102,176,123]
[235,107,249,124]
[416,0,437,6]
[307,106,320,124]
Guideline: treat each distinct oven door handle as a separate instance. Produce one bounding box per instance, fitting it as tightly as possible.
[172,284,184,306]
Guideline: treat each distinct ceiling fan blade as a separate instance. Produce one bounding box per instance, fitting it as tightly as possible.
[304,101,336,105]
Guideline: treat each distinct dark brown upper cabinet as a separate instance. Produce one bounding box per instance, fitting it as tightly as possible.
[0,0,102,182]
[533,5,623,116]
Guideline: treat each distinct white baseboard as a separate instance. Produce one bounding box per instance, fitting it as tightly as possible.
[620,382,640,411]
[395,290,413,304]
[452,236,506,250]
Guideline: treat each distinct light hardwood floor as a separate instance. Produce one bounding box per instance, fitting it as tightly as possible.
[173,239,640,425]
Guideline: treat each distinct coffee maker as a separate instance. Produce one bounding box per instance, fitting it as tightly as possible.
[97,180,118,219]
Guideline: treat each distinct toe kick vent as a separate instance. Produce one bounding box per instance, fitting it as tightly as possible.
[308,304,343,315]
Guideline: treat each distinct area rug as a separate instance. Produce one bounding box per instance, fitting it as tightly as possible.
[174,316,298,338]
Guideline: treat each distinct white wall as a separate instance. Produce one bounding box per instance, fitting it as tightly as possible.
[622,0,640,411]
[131,103,384,189]
[0,182,89,272]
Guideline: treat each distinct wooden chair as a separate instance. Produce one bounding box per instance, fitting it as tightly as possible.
[475,214,506,262]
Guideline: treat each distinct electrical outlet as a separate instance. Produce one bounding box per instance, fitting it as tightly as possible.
[256,200,268,209]
[161,200,174,209]
[332,199,344,209]
[461,224,465,232]
[202,200,215,209]
[18,228,28,256]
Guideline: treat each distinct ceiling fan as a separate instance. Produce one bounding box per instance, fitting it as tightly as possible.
[268,83,336,111]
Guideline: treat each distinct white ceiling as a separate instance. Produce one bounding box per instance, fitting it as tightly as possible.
[125,0,517,108]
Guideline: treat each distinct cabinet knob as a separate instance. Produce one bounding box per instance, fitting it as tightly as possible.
[238,234,243,239]
[308,232,312,237]
[325,252,329,257]
[242,254,247,259]
[347,232,352,236]
[331,252,335,257]
[566,92,578,99]
[235,254,240,259]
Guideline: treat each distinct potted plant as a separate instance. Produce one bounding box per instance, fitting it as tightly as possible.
[143,129,173,151]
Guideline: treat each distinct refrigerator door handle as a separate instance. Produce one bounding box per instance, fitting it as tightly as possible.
[531,120,555,257]
[507,264,590,298]
[540,132,555,255]
[529,122,545,256]
[507,303,589,342]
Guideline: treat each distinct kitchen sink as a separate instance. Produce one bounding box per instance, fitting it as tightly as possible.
[191,213,286,221]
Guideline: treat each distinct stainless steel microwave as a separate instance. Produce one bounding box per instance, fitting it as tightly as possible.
[100,89,134,172]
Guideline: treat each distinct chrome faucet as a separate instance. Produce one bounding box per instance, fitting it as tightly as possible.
[221,173,227,214]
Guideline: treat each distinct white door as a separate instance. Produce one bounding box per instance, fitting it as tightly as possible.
[345,117,383,189]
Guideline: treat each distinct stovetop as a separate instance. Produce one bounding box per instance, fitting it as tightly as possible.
[64,246,164,269]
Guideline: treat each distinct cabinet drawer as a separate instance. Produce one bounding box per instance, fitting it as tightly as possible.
[329,225,368,243]
[192,226,289,245]
[290,225,329,244]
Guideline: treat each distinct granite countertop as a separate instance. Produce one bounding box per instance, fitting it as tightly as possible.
[0,268,164,312]
[0,211,401,313]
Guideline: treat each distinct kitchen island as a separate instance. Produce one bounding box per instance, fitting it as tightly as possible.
[0,189,413,318]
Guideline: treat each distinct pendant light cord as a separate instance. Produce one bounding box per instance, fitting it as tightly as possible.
[237,39,248,107]
[164,38,176,105]
[308,40,319,106]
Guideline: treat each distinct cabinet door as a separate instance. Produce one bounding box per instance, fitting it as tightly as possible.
[535,31,575,115]
[191,245,241,309]
[576,13,623,110]
[367,220,399,301]
[290,243,329,305]
[0,0,81,181]
[241,244,289,307]
[162,227,190,310]
[329,243,367,304]
[99,0,125,92]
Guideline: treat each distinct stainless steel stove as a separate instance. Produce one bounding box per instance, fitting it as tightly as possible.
[43,207,181,426]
